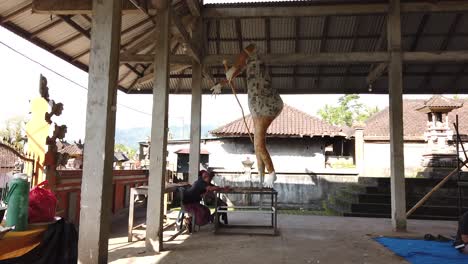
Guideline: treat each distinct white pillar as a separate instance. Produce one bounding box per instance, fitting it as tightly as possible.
[387,0,407,232]
[78,0,122,262]
[354,127,365,175]
[189,62,202,183]
[146,4,171,252]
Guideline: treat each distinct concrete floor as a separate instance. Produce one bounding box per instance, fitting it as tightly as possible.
[108,208,457,264]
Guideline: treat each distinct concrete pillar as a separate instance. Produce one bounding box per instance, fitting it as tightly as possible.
[387,0,407,232]
[189,62,202,183]
[354,127,364,175]
[146,4,171,252]
[77,0,122,262]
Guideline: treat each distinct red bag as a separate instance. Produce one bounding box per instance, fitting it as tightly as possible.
[28,180,57,223]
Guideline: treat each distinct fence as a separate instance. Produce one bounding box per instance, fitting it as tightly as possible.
[55,169,149,225]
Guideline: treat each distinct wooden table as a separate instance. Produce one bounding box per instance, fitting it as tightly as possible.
[0,225,47,260]
[214,187,278,236]
[127,182,189,242]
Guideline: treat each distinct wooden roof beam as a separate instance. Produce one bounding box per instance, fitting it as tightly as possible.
[203,2,468,18]
[171,9,201,63]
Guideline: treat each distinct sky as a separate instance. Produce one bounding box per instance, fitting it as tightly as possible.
[0,23,432,142]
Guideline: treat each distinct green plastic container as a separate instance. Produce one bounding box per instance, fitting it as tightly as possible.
[5,173,29,231]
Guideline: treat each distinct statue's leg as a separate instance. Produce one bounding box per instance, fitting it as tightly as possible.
[253,116,276,188]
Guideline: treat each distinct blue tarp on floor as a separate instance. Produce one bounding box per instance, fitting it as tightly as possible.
[375,237,468,264]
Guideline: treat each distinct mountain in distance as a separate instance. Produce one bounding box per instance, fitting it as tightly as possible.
[115,124,218,149]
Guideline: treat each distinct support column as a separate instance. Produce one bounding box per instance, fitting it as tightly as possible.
[354,126,365,175]
[387,0,407,232]
[145,4,171,252]
[189,62,202,183]
[77,0,122,262]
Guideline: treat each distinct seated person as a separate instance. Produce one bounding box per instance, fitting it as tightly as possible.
[455,211,468,254]
[182,170,228,231]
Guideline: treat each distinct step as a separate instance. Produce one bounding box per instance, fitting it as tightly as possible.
[344,212,459,221]
[351,203,467,217]
[357,193,468,206]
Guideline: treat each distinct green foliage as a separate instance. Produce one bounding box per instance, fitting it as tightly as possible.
[114,143,137,159]
[317,94,379,127]
[0,116,26,150]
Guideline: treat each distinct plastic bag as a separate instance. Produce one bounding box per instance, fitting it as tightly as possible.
[28,180,57,223]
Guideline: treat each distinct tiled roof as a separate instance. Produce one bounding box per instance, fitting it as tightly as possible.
[57,141,83,156]
[210,104,346,138]
[364,99,468,141]
[175,148,210,155]
[416,95,463,113]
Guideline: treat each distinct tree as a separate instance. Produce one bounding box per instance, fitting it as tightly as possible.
[114,143,137,159]
[317,95,379,127]
[0,116,26,150]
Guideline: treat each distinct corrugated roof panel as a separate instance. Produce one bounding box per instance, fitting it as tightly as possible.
[299,17,323,37]
[296,77,315,91]
[424,13,458,34]
[0,0,28,16]
[296,66,318,74]
[70,15,90,30]
[36,22,78,46]
[248,40,266,53]
[59,36,90,58]
[325,39,353,52]
[271,40,294,54]
[219,19,236,38]
[328,16,356,37]
[401,13,423,35]
[76,53,90,66]
[298,39,320,53]
[358,15,385,36]
[241,18,264,39]
[207,20,217,39]
[456,15,468,34]
[208,41,217,54]
[9,11,47,31]
[448,36,468,50]
[271,76,290,90]
[416,36,444,51]
[271,67,293,74]
[355,38,379,52]
[270,17,294,38]
[219,41,238,54]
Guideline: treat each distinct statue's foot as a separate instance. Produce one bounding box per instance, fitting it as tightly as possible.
[263,172,276,188]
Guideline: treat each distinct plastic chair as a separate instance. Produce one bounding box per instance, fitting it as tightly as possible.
[176,187,198,233]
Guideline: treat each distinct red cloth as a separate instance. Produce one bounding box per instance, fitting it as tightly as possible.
[183,203,211,226]
[28,181,57,223]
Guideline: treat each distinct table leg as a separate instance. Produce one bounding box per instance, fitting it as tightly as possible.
[274,193,278,235]
[271,193,274,227]
[128,188,135,242]
[214,192,219,232]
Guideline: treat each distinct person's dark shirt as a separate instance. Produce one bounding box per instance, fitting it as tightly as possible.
[183,178,207,204]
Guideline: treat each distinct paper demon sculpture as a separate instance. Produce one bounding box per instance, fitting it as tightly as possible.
[211,44,283,188]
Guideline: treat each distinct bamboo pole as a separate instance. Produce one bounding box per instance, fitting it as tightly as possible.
[406,159,468,218]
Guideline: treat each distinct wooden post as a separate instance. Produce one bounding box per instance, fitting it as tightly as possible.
[145,4,171,253]
[387,0,407,232]
[77,0,121,262]
[189,62,203,183]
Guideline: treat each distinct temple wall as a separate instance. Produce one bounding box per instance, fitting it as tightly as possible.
[167,137,336,174]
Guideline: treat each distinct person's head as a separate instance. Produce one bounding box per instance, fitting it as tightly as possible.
[199,170,214,183]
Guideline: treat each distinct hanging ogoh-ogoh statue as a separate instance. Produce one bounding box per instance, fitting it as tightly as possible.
[211,43,284,188]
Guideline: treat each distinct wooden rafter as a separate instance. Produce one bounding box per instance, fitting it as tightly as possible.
[59,15,143,76]
[0,3,32,23]
[171,9,200,63]
[203,2,468,18]
[30,18,63,38]
[0,13,89,73]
